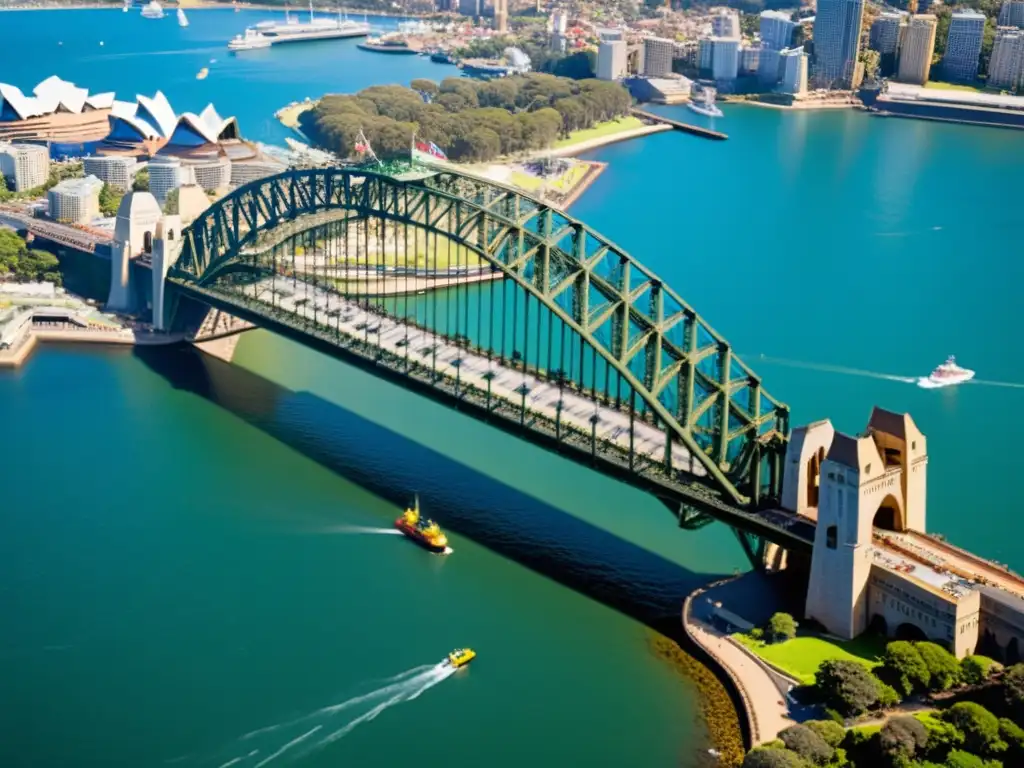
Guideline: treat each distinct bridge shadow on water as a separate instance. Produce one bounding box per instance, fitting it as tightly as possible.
[133,343,737,640]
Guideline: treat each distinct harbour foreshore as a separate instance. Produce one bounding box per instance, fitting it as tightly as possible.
[0,324,181,368]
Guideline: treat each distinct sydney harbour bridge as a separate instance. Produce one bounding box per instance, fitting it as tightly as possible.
[157,166,815,565]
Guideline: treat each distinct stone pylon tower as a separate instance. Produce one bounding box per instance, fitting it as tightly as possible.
[107,191,162,313]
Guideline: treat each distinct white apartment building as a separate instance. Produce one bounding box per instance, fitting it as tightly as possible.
[780,47,809,95]
[189,158,232,191]
[711,37,740,82]
[47,174,103,224]
[643,37,675,78]
[83,156,138,192]
[597,39,627,80]
[147,156,194,206]
[711,9,740,38]
[760,10,796,51]
[0,142,49,192]
[989,26,1024,90]
[898,15,938,85]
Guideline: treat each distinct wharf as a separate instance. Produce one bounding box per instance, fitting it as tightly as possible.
[630,108,728,140]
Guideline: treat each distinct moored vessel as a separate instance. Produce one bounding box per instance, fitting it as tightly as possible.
[444,648,476,668]
[918,355,975,389]
[687,87,724,118]
[394,495,450,553]
[358,33,417,54]
[228,28,272,50]
[237,2,370,47]
[141,0,164,19]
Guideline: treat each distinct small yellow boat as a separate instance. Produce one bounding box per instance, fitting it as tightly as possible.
[196,67,209,80]
[446,648,476,668]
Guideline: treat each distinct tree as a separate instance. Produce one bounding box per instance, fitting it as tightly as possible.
[999,718,1024,763]
[920,714,965,761]
[815,660,881,715]
[164,188,179,215]
[132,168,149,192]
[917,642,961,691]
[961,656,1000,685]
[880,641,931,697]
[877,683,901,709]
[879,716,929,764]
[409,78,439,99]
[0,174,11,202]
[943,702,1006,756]
[805,720,845,749]
[1004,664,1024,715]
[98,182,123,217]
[944,749,1003,768]
[779,724,833,764]
[769,612,798,643]
[741,746,811,768]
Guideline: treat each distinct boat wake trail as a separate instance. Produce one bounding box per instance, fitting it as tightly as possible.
[315,525,403,536]
[199,663,454,767]
[968,379,1024,390]
[751,354,917,384]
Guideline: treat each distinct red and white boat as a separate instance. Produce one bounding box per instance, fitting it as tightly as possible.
[918,355,975,389]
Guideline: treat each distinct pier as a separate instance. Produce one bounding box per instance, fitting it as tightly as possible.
[630,108,728,140]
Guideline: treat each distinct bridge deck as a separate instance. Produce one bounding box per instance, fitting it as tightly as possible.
[176,275,813,551]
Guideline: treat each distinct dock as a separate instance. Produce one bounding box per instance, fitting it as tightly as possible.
[630,108,728,141]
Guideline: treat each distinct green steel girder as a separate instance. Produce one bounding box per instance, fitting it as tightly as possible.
[172,167,790,507]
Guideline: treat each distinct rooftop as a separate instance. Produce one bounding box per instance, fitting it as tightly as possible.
[50,175,104,196]
[883,82,1024,113]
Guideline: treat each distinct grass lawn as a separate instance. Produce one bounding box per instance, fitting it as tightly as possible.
[553,116,645,149]
[733,632,886,685]
[924,81,985,93]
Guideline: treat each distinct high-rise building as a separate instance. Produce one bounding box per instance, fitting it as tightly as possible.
[998,1,1024,28]
[83,155,137,192]
[189,158,232,191]
[740,45,761,74]
[597,39,627,80]
[458,0,480,17]
[147,156,194,206]
[711,37,741,82]
[812,0,866,89]
[989,27,1024,90]
[0,142,49,192]
[494,0,507,34]
[642,37,675,78]
[712,9,740,38]
[780,47,809,95]
[759,47,783,85]
[698,38,714,72]
[942,10,986,82]
[898,14,937,84]
[760,10,796,51]
[869,12,904,55]
[47,174,103,224]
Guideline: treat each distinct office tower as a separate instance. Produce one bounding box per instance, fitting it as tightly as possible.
[47,175,103,224]
[760,10,796,51]
[699,38,714,71]
[83,155,137,192]
[740,45,761,74]
[989,27,1024,90]
[942,10,986,81]
[0,142,49,191]
[711,37,740,82]
[597,39,627,80]
[712,9,740,38]
[780,47,809,95]
[998,1,1024,28]
[869,12,904,55]
[494,0,507,33]
[812,0,866,89]
[458,0,480,17]
[898,15,937,84]
[643,37,674,77]
[759,47,782,85]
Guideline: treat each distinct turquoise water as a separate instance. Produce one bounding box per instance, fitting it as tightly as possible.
[2,8,1024,768]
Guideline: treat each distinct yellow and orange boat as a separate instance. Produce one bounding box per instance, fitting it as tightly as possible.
[445,648,476,668]
[394,495,449,554]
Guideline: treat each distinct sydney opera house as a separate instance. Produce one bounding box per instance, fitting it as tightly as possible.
[0,76,270,174]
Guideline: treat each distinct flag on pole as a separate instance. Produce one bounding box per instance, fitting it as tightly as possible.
[353,129,379,164]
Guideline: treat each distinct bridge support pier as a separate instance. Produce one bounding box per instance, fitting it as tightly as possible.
[188,308,256,365]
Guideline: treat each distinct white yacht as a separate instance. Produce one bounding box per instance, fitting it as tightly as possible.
[177,7,189,26]
[918,356,976,389]
[687,87,724,118]
[241,2,371,46]
[228,28,272,51]
[141,1,165,19]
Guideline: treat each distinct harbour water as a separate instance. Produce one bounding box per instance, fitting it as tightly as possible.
[2,8,1024,768]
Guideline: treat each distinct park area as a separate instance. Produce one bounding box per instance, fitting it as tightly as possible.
[733,631,886,685]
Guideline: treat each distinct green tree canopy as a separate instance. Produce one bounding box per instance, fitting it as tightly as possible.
[779,724,833,764]
[98,182,123,218]
[879,715,929,764]
[768,612,798,643]
[917,642,961,691]
[880,641,931,697]
[1004,664,1024,715]
[961,656,1000,685]
[805,720,845,749]
[944,702,1006,756]
[741,746,811,768]
[943,749,1003,768]
[132,167,149,192]
[815,659,881,716]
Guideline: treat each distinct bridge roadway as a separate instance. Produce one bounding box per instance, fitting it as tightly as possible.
[0,208,112,253]
[178,273,815,552]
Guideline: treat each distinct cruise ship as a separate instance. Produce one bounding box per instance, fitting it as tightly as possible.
[233,2,370,48]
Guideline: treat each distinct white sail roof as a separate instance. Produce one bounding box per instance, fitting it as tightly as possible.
[0,76,117,120]
[136,91,177,137]
[171,104,239,144]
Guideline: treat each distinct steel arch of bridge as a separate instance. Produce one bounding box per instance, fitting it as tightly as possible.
[170,167,790,508]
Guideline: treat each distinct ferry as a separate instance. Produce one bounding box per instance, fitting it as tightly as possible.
[358,34,417,54]
[687,87,724,118]
[229,28,272,51]
[141,0,165,19]
[238,2,370,47]
[444,648,476,669]
[918,355,975,389]
[394,495,450,554]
